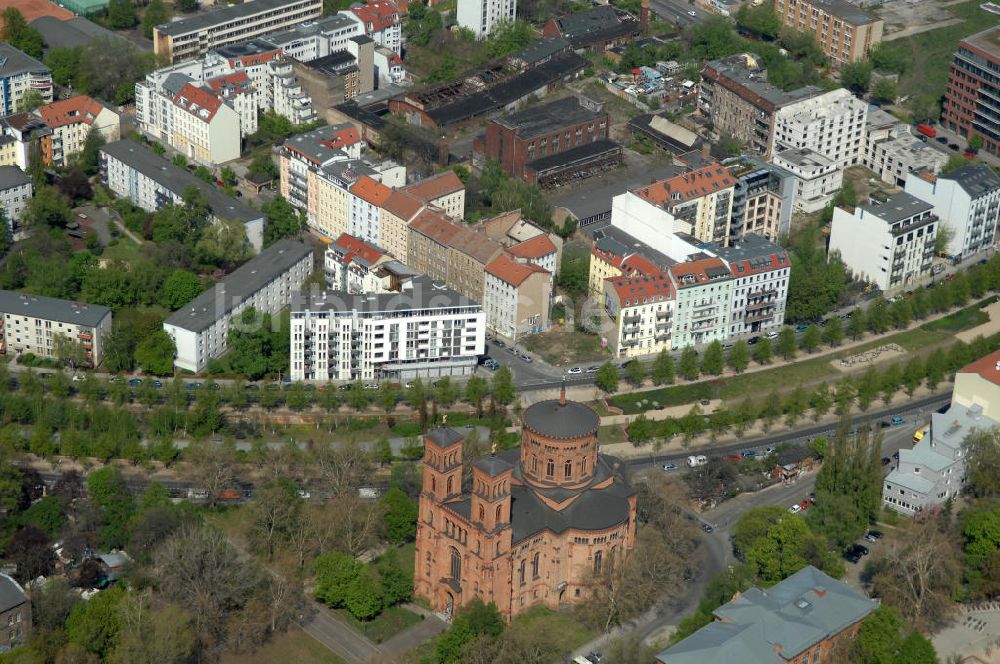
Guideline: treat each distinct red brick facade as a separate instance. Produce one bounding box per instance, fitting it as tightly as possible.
[413,393,637,620]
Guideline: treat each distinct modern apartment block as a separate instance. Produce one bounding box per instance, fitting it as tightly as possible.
[726,156,797,242]
[0,43,53,116]
[458,0,517,39]
[293,37,376,111]
[0,166,32,237]
[883,350,1000,515]
[289,275,485,382]
[864,106,948,186]
[343,0,405,54]
[773,0,883,68]
[905,166,1000,260]
[35,96,120,168]
[942,26,1000,157]
[164,239,314,372]
[0,290,112,367]
[153,0,323,63]
[656,566,877,664]
[699,54,822,157]
[772,88,869,169]
[772,148,843,213]
[100,139,265,252]
[829,192,937,291]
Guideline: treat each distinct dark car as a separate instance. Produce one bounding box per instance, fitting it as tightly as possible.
[843,544,868,563]
[865,530,883,542]
[152,380,163,388]
[701,523,714,533]
[741,449,757,458]
[949,143,960,150]
[127,378,142,387]
[881,456,891,465]
[844,549,862,564]
[747,336,760,345]
[935,136,948,144]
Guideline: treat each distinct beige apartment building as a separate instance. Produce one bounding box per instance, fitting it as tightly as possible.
[380,190,425,260]
[773,0,883,68]
[0,291,112,367]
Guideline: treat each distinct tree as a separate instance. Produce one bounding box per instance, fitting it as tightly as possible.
[651,349,675,385]
[964,429,1000,498]
[25,186,73,228]
[626,358,646,386]
[800,324,822,353]
[382,487,418,544]
[250,480,301,559]
[436,599,504,663]
[141,0,171,38]
[158,269,203,310]
[314,551,364,607]
[66,585,126,659]
[249,152,279,180]
[753,337,772,365]
[871,79,897,105]
[935,225,956,255]
[196,218,250,270]
[86,467,135,549]
[701,341,724,375]
[1,9,44,59]
[110,599,197,664]
[134,329,176,375]
[678,346,699,381]
[969,133,985,153]
[777,327,797,360]
[464,375,489,418]
[822,316,843,347]
[377,550,413,606]
[31,577,81,631]
[6,526,55,583]
[261,195,303,246]
[627,413,654,445]
[848,308,866,340]
[491,366,515,405]
[737,508,838,585]
[16,89,44,113]
[345,571,383,620]
[46,47,82,86]
[841,60,873,93]
[76,37,156,105]
[595,361,619,392]
[107,0,137,29]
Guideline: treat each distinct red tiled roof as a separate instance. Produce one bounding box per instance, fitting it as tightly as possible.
[670,257,731,288]
[349,0,405,33]
[621,254,660,277]
[507,234,557,259]
[448,225,503,264]
[173,83,223,122]
[383,190,425,221]
[206,71,252,98]
[592,244,625,269]
[350,175,392,206]
[35,96,105,130]
[726,251,790,277]
[333,232,386,266]
[486,254,549,287]
[608,273,674,306]
[959,350,1000,387]
[633,165,735,209]
[408,208,457,245]
[322,126,361,151]
[227,49,282,68]
[403,170,464,203]
[0,0,73,26]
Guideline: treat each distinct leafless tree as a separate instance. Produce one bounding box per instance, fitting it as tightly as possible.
[249,482,302,560]
[182,441,238,508]
[309,440,374,496]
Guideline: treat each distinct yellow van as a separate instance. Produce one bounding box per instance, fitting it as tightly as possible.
[913,425,929,444]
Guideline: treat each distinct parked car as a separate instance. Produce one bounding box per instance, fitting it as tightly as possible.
[687,455,708,467]
[494,339,505,348]
[741,449,757,458]
[789,504,802,514]
[586,366,599,373]
[567,367,583,375]
[701,523,714,533]
[881,456,891,465]
[890,416,904,425]
[520,353,533,363]
[766,331,779,339]
[296,490,311,499]
[127,378,142,387]
[794,323,809,334]
[662,463,678,471]
[799,500,811,511]
[747,336,760,345]
[152,380,163,388]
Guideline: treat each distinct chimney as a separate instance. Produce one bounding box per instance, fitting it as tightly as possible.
[640,0,650,35]
[813,586,827,597]
[438,138,449,167]
[773,643,783,655]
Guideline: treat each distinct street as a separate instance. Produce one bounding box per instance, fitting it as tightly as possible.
[649,0,711,27]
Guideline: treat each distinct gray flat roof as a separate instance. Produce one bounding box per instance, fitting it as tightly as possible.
[290,275,482,313]
[714,233,786,263]
[942,165,1000,199]
[0,574,26,614]
[0,43,49,78]
[265,13,357,45]
[0,166,31,191]
[101,139,262,224]
[859,191,934,224]
[809,0,879,25]
[496,96,604,139]
[550,162,685,223]
[30,16,123,49]
[164,239,314,333]
[0,290,111,327]
[156,0,311,36]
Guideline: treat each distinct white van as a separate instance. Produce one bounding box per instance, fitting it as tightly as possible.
[687,455,708,468]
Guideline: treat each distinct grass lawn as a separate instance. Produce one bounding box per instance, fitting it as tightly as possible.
[922,296,996,332]
[220,627,346,664]
[334,605,423,644]
[102,236,144,262]
[510,606,595,653]
[0,647,38,664]
[598,423,628,444]
[877,0,992,100]
[523,329,609,365]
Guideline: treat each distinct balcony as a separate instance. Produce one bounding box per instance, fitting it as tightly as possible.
[691,309,716,322]
[745,299,774,313]
[654,332,671,342]
[622,314,641,324]
[746,310,774,324]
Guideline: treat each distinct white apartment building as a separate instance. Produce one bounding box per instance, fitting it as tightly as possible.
[604,273,675,358]
[289,276,485,382]
[0,290,111,367]
[883,350,1000,515]
[483,254,551,341]
[905,166,1000,260]
[772,148,843,213]
[829,192,937,291]
[101,139,265,252]
[772,87,868,169]
[864,106,947,186]
[265,14,365,62]
[717,235,791,338]
[342,0,406,54]
[35,96,120,168]
[324,233,392,293]
[0,44,53,117]
[669,257,734,349]
[0,166,31,237]
[268,58,319,125]
[164,239,314,372]
[153,0,324,63]
[458,0,517,38]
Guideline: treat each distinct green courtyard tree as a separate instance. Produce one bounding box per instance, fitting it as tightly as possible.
[800,324,822,353]
[651,349,675,385]
[596,361,620,392]
[753,337,772,365]
[491,366,515,405]
[678,346,699,381]
[158,269,203,310]
[626,358,646,386]
[701,341,724,375]
[727,340,750,374]
[135,329,176,376]
[777,327,797,360]
[382,487,418,544]
[142,0,171,38]
[107,0,138,29]
[848,309,866,340]
[822,316,843,347]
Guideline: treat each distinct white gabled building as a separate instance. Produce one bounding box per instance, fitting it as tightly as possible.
[290,275,485,382]
[35,96,120,168]
[164,239,314,373]
[772,87,868,169]
[829,192,937,291]
[904,166,1000,260]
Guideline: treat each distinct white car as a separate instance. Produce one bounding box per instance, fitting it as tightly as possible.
[687,455,708,468]
[297,490,311,499]
[687,9,696,15]
[766,331,779,339]
[567,367,583,375]
[788,504,802,514]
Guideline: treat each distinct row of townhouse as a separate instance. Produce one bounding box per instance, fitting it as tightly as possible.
[0,290,112,367]
[0,95,119,171]
[153,0,405,64]
[595,230,790,358]
[164,238,315,372]
[830,165,1000,291]
[100,139,265,252]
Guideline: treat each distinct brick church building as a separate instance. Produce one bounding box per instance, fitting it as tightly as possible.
[413,388,638,619]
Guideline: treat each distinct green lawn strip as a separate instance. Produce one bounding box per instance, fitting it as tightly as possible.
[334,606,423,644]
[922,295,997,332]
[509,606,595,653]
[221,628,347,664]
[598,423,627,444]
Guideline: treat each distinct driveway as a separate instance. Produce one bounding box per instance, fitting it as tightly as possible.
[300,602,380,664]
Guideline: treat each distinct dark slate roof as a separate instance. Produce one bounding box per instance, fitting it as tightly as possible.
[156,0,309,36]
[474,455,513,477]
[0,290,111,327]
[0,574,27,613]
[554,5,640,48]
[0,43,49,78]
[522,399,599,439]
[942,165,1000,199]
[0,166,31,190]
[496,96,603,138]
[422,52,587,126]
[526,139,620,174]
[425,427,464,448]
[513,37,570,65]
[30,15,123,49]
